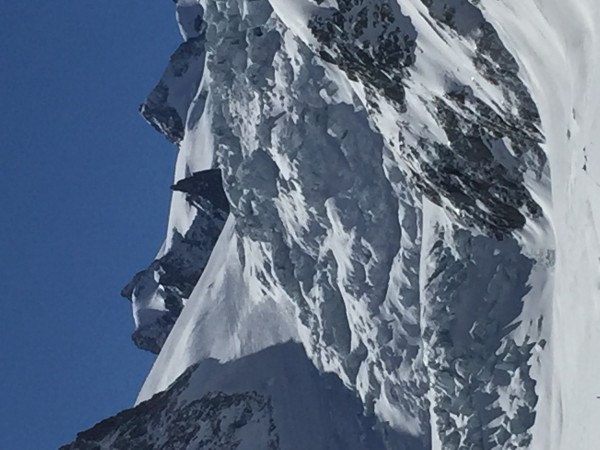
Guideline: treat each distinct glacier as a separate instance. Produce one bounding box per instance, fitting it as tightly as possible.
[63,0,600,449]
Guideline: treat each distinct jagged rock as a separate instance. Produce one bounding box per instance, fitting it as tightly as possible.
[140,31,206,144]
[61,343,393,450]
[171,169,229,212]
[122,169,229,353]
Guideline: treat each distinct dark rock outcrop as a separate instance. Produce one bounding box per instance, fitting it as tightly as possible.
[140,32,206,144]
[122,169,229,354]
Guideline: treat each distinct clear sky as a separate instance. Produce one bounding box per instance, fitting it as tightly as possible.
[0,2,182,448]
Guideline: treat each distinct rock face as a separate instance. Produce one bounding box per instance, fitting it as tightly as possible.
[61,343,395,450]
[122,169,228,354]
[121,1,226,354]
[201,0,546,446]
[141,35,205,144]
[140,2,206,144]
[63,389,278,450]
[67,0,600,448]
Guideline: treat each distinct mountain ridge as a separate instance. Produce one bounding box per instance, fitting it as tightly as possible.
[64,0,600,448]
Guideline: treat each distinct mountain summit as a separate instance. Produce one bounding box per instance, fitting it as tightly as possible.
[64,0,600,448]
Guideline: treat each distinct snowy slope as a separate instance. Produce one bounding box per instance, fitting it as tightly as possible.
[477,1,600,448]
[64,0,600,449]
[64,343,409,450]
[137,216,299,400]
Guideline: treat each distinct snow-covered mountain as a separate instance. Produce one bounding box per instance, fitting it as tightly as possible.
[64,0,600,448]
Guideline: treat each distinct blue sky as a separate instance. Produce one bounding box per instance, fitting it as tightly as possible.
[0,2,182,448]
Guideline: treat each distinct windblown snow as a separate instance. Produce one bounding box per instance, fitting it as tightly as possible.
[65,0,600,449]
